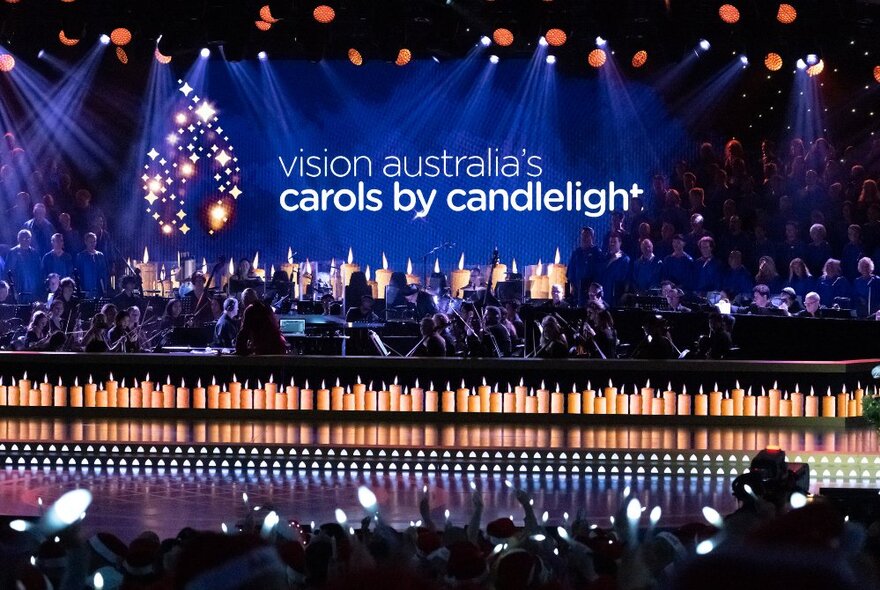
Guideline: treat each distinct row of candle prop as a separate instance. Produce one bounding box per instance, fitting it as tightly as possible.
[0,375,868,418]
[128,244,570,301]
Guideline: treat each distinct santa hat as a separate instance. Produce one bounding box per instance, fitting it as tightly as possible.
[446,541,487,582]
[122,537,160,578]
[496,549,545,590]
[14,565,53,590]
[36,540,66,571]
[88,532,127,566]
[416,528,444,556]
[175,533,287,590]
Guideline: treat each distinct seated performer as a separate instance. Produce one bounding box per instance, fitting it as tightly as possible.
[185,272,214,325]
[113,275,144,312]
[537,315,569,358]
[414,317,446,357]
[81,313,109,353]
[345,295,380,323]
[213,297,240,348]
[744,284,789,316]
[235,288,286,355]
[797,291,824,318]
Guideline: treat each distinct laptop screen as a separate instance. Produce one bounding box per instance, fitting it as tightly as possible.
[279,318,306,335]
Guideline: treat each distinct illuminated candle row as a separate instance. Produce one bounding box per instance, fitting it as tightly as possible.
[0,374,867,418]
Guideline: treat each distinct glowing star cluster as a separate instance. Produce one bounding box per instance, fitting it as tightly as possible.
[141,79,242,236]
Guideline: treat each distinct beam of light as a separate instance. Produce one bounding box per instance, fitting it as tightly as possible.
[786,63,825,143]
[1,39,117,177]
[201,47,211,59]
[670,56,749,130]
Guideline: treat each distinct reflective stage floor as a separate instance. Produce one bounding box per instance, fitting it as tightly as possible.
[0,419,877,540]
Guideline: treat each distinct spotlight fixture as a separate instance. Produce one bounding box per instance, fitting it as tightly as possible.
[259,5,279,24]
[480,36,491,47]
[116,47,128,64]
[348,48,363,66]
[110,28,132,46]
[588,48,606,68]
[874,65,880,83]
[313,5,336,24]
[255,20,272,31]
[257,51,267,60]
[493,28,514,47]
[595,36,607,47]
[0,54,15,72]
[631,50,647,68]
[777,3,797,24]
[739,55,749,66]
[99,34,110,45]
[200,47,211,58]
[59,30,80,46]
[395,48,411,66]
[489,54,499,64]
[37,49,45,59]
[796,58,806,70]
[806,59,824,77]
[538,36,548,47]
[718,4,740,24]
[545,55,556,64]
[764,53,782,71]
[698,39,710,51]
[545,29,566,47]
[806,54,818,65]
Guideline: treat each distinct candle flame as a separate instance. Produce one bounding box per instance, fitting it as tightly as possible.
[198,378,202,388]
[555,382,560,393]
[181,377,185,388]
[434,258,440,273]
[321,379,326,389]
[347,247,354,264]
[842,383,847,393]
[269,374,274,383]
[554,247,561,264]
[382,252,389,270]
[74,377,78,386]
[406,257,413,275]
[357,375,362,384]
[761,386,765,396]
[253,251,260,269]
[228,258,234,276]
[458,252,465,271]
[43,373,47,383]
[446,381,451,391]
[166,375,171,385]
[232,373,237,382]
[535,260,543,276]
[245,379,249,389]
[177,251,181,268]
[747,386,752,395]
[826,386,831,396]
[682,384,687,394]
[774,380,778,389]
[482,376,487,386]
[305,379,309,389]
[404,386,409,394]
[646,379,651,388]
[699,385,704,394]
[347,385,351,394]
[288,246,293,264]
[202,257,207,274]
[365,265,371,281]
[109,372,114,382]
[415,378,420,388]
[160,264,166,281]
[810,386,814,396]
[89,374,93,384]
[58,376,62,386]
[290,377,295,386]
[511,258,518,274]
[305,259,312,274]
[461,378,466,389]
[795,383,800,392]
[121,378,126,388]
[146,372,150,382]
[541,380,545,390]
[667,381,672,391]
[430,381,434,390]
[736,380,740,389]
[23,371,27,380]
[258,380,262,389]
[336,377,340,387]
[382,381,387,391]
[394,375,399,385]
[587,380,592,389]
[270,264,275,277]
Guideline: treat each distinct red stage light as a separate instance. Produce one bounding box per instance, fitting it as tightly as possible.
[255,20,272,31]
[806,59,824,77]
[0,54,15,72]
[116,47,128,64]
[348,48,363,66]
[59,30,80,46]
[493,28,514,47]
[313,5,336,24]
[764,53,782,71]
[588,48,606,68]
[259,5,279,23]
[718,4,740,24]
[395,48,411,66]
[544,29,566,47]
[110,28,132,47]
[874,65,880,84]
[777,4,797,24]
[155,48,172,64]
[631,50,647,68]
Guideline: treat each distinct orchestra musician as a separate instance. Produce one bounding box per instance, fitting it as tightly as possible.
[107,310,137,353]
[213,297,239,348]
[414,317,446,357]
[81,312,109,353]
[693,309,733,359]
[630,314,679,359]
[537,315,569,358]
[185,272,214,325]
[229,258,260,294]
[23,310,50,350]
[484,306,512,357]
[235,288,287,355]
[113,275,144,312]
[160,299,185,331]
[45,273,61,302]
[571,303,618,358]
[433,313,457,356]
[345,295,380,323]
[48,277,79,327]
